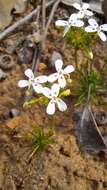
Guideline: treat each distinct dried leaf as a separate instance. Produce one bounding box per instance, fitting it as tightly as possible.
[0,0,27,29]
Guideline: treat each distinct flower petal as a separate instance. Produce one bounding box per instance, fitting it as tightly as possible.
[57,98,67,112]
[100,24,107,32]
[58,75,66,88]
[55,59,63,72]
[98,31,107,41]
[73,3,81,10]
[35,75,48,83]
[18,80,29,88]
[64,65,75,74]
[85,10,93,16]
[42,87,52,99]
[48,73,58,83]
[55,20,68,27]
[72,20,84,27]
[51,83,60,97]
[46,100,55,115]
[85,26,97,32]
[83,3,89,10]
[24,69,34,79]
[69,13,78,23]
[88,18,98,27]
[32,83,43,93]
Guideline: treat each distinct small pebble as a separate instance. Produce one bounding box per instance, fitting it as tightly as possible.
[51,51,62,67]
[9,108,20,118]
[17,46,34,64]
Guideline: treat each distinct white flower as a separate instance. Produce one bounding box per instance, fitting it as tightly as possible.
[55,13,84,36]
[42,83,67,115]
[85,18,107,41]
[18,68,48,93]
[48,59,74,88]
[73,3,93,19]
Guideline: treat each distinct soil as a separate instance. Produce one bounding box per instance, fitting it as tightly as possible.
[0,2,107,190]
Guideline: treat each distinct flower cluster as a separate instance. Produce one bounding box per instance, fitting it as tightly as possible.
[56,13,84,37]
[55,2,107,41]
[18,69,47,93]
[85,19,107,41]
[18,60,74,115]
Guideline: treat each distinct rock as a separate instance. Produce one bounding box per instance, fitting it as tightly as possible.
[0,69,7,80]
[72,106,106,154]
[51,51,62,67]
[17,46,34,64]
[4,36,25,54]
[9,108,20,118]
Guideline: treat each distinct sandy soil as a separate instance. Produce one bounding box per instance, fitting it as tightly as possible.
[0,2,107,190]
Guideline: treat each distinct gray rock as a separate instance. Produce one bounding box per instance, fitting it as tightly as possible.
[72,105,106,154]
[0,69,7,80]
[17,46,34,64]
[9,108,20,118]
[51,51,62,67]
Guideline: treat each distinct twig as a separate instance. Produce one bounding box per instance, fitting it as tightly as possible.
[42,0,46,33]
[0,6,40,41]
[42,0,61,48]
[41,0,46,49]
[32,43,41,73]
[46,0,56,7]
[0,0,56,41]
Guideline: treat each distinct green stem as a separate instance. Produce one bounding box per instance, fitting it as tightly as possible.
[74,48,78,69]
[28,145,39,163]
[87,59,92,75]
[49,114,56,135]
[89,60,93,73]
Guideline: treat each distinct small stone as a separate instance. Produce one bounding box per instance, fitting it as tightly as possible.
[51,51,62,67]
[17,46,34,64]
[0,69,7,80]
[9,108,20,118]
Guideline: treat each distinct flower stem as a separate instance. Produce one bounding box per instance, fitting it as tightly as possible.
[49,114,56,135]
[28,145,39,163]
[74,48,78,69]
[89,61,93,73]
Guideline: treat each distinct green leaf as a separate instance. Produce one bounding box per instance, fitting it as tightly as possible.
[23,96,49,108]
